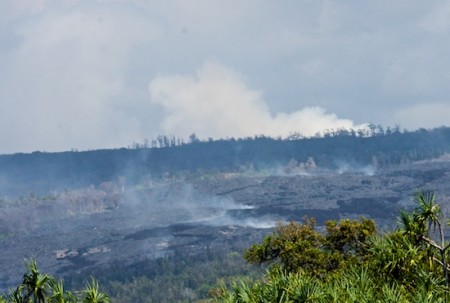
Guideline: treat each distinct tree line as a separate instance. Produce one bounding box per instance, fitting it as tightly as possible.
[2,126,450,197]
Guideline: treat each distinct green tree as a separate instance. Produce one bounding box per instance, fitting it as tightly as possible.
[325,217,376,257]
[243,219,332,275]
[243,217,376,276]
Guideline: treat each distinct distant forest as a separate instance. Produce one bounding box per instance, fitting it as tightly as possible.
[1,126,450,196]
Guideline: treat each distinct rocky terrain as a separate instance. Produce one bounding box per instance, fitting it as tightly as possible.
[1,158,450,291]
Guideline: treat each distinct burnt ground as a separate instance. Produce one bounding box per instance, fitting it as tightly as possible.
[2,159,450,290]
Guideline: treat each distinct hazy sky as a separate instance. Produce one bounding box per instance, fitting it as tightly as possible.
[1,0,450,154]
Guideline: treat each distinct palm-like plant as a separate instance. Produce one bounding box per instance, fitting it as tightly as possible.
[1,260,111,303]
[22,259,52,303]
[48,280,76,303]
[398,192,450,286]
[82,278,110,303]
[399,210,425,244]
[414,192,450,286]
[415,192,443,241]
[9,286,27,303]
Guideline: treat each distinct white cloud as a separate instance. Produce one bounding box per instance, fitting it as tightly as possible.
[393,102,450,130]
[420,2,450,34]
[1,1,450,153]
[149,61,359,139]
[0,3,161,153]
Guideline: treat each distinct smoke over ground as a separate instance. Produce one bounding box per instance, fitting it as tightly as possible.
[149,61,364,140]
[335,162,377,176]
[124,182,281,229]
[0,179,280,290]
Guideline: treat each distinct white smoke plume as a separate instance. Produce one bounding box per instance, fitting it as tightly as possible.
[149,61,363,140]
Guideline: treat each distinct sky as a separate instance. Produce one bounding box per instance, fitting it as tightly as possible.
[1,0,450,154]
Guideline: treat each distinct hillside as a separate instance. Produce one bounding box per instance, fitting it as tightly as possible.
[1,127,450,197]
[1,127,450,301]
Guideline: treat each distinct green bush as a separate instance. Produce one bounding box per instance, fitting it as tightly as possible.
[217,192,450,302]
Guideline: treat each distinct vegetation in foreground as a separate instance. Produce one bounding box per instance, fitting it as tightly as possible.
[0,259,109,303]
[73,251,261,303]
[214,192,450,302]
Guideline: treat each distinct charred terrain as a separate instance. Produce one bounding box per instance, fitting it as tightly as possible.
[2,160,450,291]
[1,128,450,299]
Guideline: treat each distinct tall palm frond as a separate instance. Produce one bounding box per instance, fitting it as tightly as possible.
[82,278,110,303]
[9,286,27,303]
[22,259,52,303]
[49,280,76,303]
[415,192,442,236]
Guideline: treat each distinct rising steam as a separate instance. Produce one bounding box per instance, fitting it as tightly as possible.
[149,61,363,139]
[125,182,279,229]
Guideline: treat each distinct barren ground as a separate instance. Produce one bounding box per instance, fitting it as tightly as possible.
[1,159,450,290]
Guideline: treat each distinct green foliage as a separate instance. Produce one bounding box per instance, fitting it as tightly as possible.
[48,280,76,303]
[325,217,376,256]
[217,265,436,303]
[1,260,108,303]
[21,259,51,303]
[243,217,376,276]
[102,251,260,303]
[6,192,450,303]
[367,232,428,284]
[243,219,330,275]
[81,279,109,303]
[217,192,450,302]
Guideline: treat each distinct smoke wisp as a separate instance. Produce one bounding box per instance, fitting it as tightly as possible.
[124,182,279,229]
